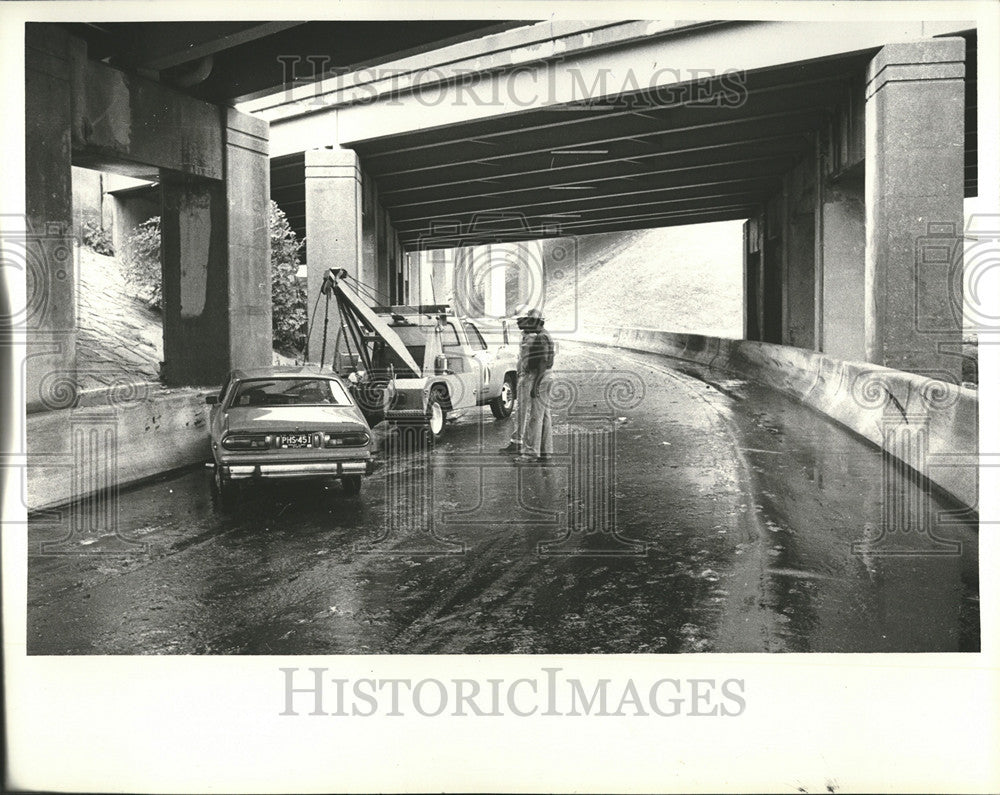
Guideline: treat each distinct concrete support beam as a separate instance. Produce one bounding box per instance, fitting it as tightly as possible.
[864,38,966,380]
[160,177,230,385]
[482,245,507,319]
[71,50,223,180]
[822,176,866,361]
[159,109,271,385]
[782,155,816,349]
[224,108,272,372]
[429,248,455,307]
[517,240,544,315]
[304,148,362,364]
[24,26,78,412]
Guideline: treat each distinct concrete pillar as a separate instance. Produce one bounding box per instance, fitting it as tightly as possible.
[304,148,362,363]
[427,248,454,307]
[822,176,867,361]
[453,246,475,314]
[224,108,272,372]
[160,110,270,386]
[517,240,545,315]
[482,244,507,318]
[409,251,425,306]
[782,157,816,349]
[743,216,764,341]
[865,38,965,379]
[24,26,78,410]
[160,177,231,385]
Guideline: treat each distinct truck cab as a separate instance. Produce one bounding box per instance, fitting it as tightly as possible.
[318,270,519,439]
[371,310,519,438]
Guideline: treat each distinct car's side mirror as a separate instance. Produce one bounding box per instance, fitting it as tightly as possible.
[205,395,218,405]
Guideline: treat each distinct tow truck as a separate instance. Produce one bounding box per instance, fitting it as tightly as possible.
[315,268,520,439]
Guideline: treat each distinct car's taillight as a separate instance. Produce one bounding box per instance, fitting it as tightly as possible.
[222,434,271,450]
[323,432,370,447]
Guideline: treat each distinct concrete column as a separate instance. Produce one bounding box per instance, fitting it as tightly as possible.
[160,176,231,385]
[482,244,507,318]
[865,38,965,379]
[453,246,474,314]
[783,157,816,349]
[304,148,362,363]
[822,176,866,361]
[517,240,544,315]
[407,251,423,306]
[427,248,453,307]
[224,108,272,372]
[24,25,78,410]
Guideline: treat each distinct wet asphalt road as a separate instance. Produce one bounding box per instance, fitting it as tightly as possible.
[27,342,979,654]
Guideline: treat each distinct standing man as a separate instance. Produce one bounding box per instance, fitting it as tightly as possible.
[515,308,555,464]
[499,313,538,454]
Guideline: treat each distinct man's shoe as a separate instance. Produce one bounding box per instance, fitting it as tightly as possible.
[499,442,521,454]
[513,455,540,465]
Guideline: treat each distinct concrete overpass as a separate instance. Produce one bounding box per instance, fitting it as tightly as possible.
[18,17,982,513]
[251,19,977,386]
[22,19,523,396]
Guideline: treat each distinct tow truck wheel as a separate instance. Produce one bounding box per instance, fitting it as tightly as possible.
[341,475,362,496]
[490,374,516,419]
[427,388,447,441]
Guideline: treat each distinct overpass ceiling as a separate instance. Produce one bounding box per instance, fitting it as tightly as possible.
[343,50,869,248]
[330,32,975,250]
[60,20,530,105]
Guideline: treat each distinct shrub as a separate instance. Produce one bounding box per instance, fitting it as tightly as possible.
[81,220,115,256]
[121,216,162,310]
[269,202,307,354]
[118,204,307,352]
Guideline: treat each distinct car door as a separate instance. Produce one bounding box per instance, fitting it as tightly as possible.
[439,321,481,408]
[462,320,498,402]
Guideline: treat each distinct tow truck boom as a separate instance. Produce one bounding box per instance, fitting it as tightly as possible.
[319,268,422,378]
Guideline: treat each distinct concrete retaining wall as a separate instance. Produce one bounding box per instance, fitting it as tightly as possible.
[577,326,978,510]
[27,386,212,512]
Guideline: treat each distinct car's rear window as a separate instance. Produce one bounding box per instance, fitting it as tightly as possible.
[229,378,352,407]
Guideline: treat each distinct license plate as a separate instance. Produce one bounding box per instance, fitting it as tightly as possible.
[279,434,310,448]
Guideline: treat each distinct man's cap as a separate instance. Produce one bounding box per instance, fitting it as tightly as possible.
[521,308,544,321]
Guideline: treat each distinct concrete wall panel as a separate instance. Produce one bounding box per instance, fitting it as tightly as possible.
[27,388,212,512]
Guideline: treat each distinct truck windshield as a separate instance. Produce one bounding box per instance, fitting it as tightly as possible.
[390,323,461,347]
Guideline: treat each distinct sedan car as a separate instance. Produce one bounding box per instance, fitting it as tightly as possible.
[207,366,374,507]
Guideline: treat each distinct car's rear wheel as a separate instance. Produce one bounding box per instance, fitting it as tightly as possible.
[341,475,362,497]
[490,374,516,419]
[212,465,239,512]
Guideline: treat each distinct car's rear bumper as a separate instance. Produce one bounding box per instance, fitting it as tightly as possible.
[222,460,372,479]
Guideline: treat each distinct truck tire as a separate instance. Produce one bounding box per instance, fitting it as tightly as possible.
[490,373,516,419]
[427,386,448,441]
